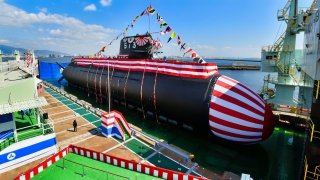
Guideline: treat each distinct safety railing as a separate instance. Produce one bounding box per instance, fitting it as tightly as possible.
[308,118,320,142]
[304,156,320,180]
[57,158,129,179]
[316,81,320,100]
[314,166,320,180]
[0,132,15,151]
[0,119,55,151]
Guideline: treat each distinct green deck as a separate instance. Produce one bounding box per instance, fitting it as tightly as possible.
[32,153,162,180]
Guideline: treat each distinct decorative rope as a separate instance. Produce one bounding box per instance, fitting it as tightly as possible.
[123,67,131,109]
[140,63,146,119]
[153,65,159,124]
[99,66,105,104]
[94,67,100,103]
[86,64,93,97]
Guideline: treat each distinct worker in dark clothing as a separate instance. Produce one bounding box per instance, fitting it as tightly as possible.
[73,120,78,132]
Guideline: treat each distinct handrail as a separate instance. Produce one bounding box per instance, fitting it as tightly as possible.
[304,156,308,180]
[0,130,14,142]
[316,81,320,100]
[15,123,40,132]
[315,165,320,179]
[309,118,315,142]
[304,0,318,24]
[62,158,129,179]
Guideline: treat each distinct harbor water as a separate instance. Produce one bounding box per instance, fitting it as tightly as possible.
[39,57,307,179]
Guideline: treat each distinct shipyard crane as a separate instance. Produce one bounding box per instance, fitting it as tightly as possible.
[261,0,317,112]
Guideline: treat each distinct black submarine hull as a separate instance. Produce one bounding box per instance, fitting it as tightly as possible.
[63,63,218,131]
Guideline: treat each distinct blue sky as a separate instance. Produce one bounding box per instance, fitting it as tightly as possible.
[0,0,313,57]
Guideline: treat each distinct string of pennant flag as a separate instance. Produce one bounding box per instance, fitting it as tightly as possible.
[96,5,200,59]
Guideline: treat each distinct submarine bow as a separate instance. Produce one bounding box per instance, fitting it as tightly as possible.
[63,57,275,144]
[210,75,274,143]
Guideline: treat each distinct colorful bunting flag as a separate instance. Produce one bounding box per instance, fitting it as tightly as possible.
[191,52,198,58]
[149,8,156,15]
[101,46,106,52]
[183,48,193,56]
[160,21,167,28]
[99,5,202,60]
[167,31,177,43]
[140,10,145,16]
[145,5,156,15]
[180,43,186,50]
[157,13,163,22]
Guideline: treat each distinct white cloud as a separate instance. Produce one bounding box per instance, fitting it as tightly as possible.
[39,8,47,13]
[0,1,116,54]
[0,39,9,44]
[100,0,112,7]
[84,4,97,11]
[49,28,62,35]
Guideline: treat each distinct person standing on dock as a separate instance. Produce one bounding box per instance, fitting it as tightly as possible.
[73,120,77,132]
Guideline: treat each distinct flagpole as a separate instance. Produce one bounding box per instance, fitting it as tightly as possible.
[107,61,111,112]
[148,3,151,33]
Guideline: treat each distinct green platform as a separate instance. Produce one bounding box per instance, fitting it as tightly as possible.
[33,153,162,180]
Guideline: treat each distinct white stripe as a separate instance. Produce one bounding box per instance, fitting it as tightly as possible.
[75,59,218,70]
[77,62,218,77]
[114,121,124,139]
[114,113,131,134]
[0,145,57,174]
[219,76,265,107]
[0,134,56,154]
[211,130,262,142]
[209,109,263,129]
[209,121,262,136]
[105,117,115,123]
[214,84,264,113]
[102,123,113,129]
[211,96,264,121]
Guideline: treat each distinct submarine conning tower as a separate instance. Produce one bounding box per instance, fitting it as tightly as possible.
[63,34,275,144]
[119,34,153,59]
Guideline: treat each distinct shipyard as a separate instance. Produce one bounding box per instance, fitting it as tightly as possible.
[0,0,320,180]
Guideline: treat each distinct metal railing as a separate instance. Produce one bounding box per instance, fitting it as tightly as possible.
[308,118,320,142]
[0,116,55,151]
[58,158,129,179]
[316,81,320,100]
[304,156,320,180]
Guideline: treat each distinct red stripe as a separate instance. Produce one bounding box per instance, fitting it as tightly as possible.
[221,76,265,105]
[212,90,264,116]
[74,57,217,67]
[210,102,264,125]
[209,115,263,132]
[102,120,114,127]
[210,126,262,139]
[215,79,264,109]
[77,62,218,79]
[78,62,217,73]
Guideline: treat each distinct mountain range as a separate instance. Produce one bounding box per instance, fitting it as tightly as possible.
[0,45,68,57]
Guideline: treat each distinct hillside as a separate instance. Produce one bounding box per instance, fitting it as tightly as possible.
[0,45,68,57]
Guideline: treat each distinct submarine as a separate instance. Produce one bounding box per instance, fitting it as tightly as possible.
[62,34,275,144]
